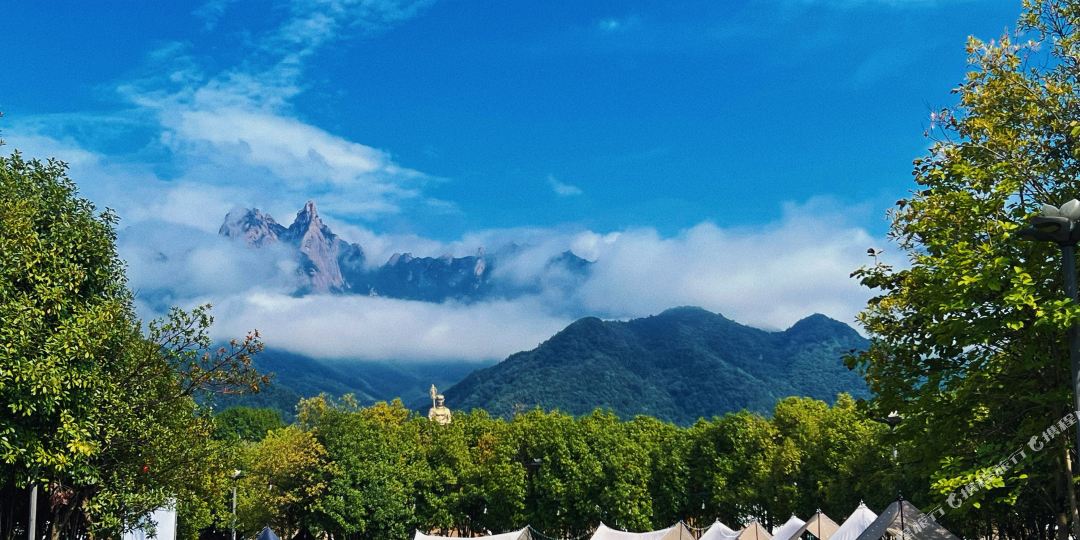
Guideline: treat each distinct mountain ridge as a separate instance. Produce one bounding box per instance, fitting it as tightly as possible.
[443,308,869,424]
[219,200,590,300]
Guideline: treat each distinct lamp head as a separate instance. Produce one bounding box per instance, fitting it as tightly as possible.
[1019,216,1075,245]
[1060,199,1080,220]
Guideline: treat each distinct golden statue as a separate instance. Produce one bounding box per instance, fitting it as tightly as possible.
[428,384,452,425]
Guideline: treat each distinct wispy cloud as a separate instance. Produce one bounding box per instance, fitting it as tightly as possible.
[596,16,641,34]
[192,0,236,30]
[3,0,442,248]
[4,0,894,363]
[548,175,583,197]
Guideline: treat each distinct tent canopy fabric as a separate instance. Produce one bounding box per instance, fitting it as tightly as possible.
[771,516,806,540]
[854,500,958,540]
[737,521,773,540]
[699,521,741,540]
[589,522,694,540]
[832,504,878,540]
[414,528,532,540]
[256,528,281,540]
[790,511,841,540]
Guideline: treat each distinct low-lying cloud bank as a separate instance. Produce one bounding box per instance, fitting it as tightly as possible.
[209,293,572,361]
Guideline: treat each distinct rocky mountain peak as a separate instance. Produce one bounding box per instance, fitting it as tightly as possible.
[218,200,591,302]
[287,200,327,237]
[286,201,345,293]
[219,207,284,247]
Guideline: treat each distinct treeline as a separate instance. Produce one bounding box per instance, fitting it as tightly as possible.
[216,394,906,540]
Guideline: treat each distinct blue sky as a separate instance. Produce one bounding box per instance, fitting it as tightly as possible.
[4,0,1019,236]
[0,0,1028,360]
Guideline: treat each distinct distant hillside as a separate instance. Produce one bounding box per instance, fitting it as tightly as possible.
[210,349,491,419]
[443,307,869,425]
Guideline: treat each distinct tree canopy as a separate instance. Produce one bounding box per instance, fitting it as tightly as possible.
[851,1,1080,537]
[0,152,265,540]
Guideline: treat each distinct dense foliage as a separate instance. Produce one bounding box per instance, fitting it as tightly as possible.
[850,1,1080,538]
[448,307,870,425]
[221,394,892,540]
[0,153,264,540]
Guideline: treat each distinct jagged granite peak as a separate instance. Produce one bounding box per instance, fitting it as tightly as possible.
[219,200,364,294]
[218,201,592,301]
[219,207,286,247]
[372,249,490,301]
[283,200,347,293]
[387,252,414,266]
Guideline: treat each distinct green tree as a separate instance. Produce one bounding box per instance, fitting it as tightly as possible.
[851,1,1080,536]
[237,426,333,537]
[0,153,265,539]
[300,396,425,540]
[215,407,286,442]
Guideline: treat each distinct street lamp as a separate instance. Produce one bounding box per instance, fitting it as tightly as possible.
[231,469,244,540]
[1019,199,1080,457]
[27,481,37,540]
[873,411,902,461]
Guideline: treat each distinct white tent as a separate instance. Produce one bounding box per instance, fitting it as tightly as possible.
[700,521,741,540]
[771,516,806,540]
[415,527,532,540]
[832,504,878,540]
[854,500,957,540]
[590,522,694,540]
[790,510,841,540]
[122,507,176,540]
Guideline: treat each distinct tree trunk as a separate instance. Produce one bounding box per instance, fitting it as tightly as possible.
[1064,442,1080,540]
[47,508,61,540]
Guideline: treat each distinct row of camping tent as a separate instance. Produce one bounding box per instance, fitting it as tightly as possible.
[414,499,959,540]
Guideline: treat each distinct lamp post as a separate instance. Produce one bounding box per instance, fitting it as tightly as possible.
[231,469,243,540]
[873,411,902,461]
[27,482,37,540]
[1019,199,1080,457]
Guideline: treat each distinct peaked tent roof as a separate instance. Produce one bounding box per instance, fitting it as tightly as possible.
[257,528,281,540]
[737,521,773,540]
[415,527,532,540]
[771,516,806,540]
[590,522,694,540]
[790,511,841,540]
[854,500,958,540]
[832,504,878,540]
[700,521,741,540]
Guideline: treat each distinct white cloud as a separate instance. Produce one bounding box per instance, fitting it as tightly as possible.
[193,0,235,30]
[3,0,892,363]
[548,175,583,197]
[573,198,891,330]
[112,196,889,362]
[208,293,571,361]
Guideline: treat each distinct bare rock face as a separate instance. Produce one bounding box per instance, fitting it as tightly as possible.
[282,201,347,293]
[219,208,286,247]
[220,201,365,294]
[218,200,592,301]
